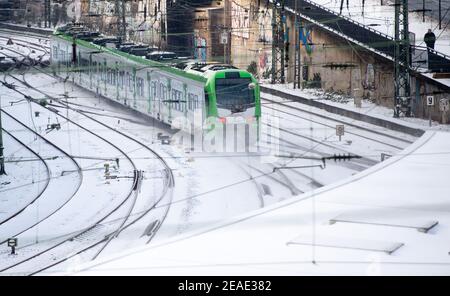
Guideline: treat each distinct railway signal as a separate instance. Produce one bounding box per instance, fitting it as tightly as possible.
[336,124,345,141]
[7,238,17,255]
[393,0,412,118]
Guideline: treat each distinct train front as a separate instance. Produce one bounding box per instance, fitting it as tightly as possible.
[205,70,261,151]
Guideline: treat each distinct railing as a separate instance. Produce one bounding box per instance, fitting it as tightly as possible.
[414,45,450,61]
[287,0,450,69]
[299,0,394,41]
[284,5,395,61]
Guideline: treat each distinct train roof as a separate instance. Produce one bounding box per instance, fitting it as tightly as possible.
[175,61,241,79]
[53,31,207,83]
[53,29,256,83]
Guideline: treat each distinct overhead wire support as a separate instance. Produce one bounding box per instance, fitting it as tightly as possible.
[271,0,286,84]
[44,0,51,28]
[115,0,127,42]
[393,0,412,118]
[293,0,302,89]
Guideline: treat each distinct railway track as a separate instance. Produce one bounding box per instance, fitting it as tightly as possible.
[262,121,377,164]
[1,70,174,275]
[0,33,50,67]
[24,72,175,251]
[0,109,83,243]
[261,96,414,147]
[0,128,51,225]
[3,33,175,255]
[0,28,51,41]
[0,76,141,275]
[0,36,49,56]
[263,131,371,172]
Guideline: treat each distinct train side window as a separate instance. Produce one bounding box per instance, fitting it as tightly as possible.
[188,93,193,110]
[137,78,144,97]
[160,83,166,103]
[171,90,177,110]
[136,78,140,95]
[193,94,199,110]
[151,81,157,99]
[53,46,58,59]
[176,90,183,111]
[157,82,161,100]
[205,93,209,109]
[119,71,124,88]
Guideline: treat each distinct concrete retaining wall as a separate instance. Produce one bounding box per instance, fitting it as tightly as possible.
[261,86,425,137]
[0,23,53,36]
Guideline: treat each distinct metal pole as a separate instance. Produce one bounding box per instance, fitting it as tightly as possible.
[44,0,51,28]
[294,0,298,89]
[298,3,302,89]
[122,0,127,41]
[429,106,432,127]
[439,0,442,29]
[280,1,285,84]
[0,96,5,175]
[422,0,425,22]
[271,2,277,84]
[224,0,227,64]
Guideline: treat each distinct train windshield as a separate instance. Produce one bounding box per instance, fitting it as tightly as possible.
[215,78,255,112]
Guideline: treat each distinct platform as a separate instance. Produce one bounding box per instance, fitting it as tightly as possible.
[71,131,450,275]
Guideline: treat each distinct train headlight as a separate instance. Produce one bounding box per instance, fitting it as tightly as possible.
[248,82,256,90]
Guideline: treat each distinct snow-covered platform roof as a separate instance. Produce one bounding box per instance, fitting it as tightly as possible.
[71,131,450,275]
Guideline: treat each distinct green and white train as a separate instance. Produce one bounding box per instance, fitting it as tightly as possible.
[50,32,261,142]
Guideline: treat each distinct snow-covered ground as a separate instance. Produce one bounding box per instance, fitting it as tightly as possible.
[0,32,50,64]
[71,130,450,275]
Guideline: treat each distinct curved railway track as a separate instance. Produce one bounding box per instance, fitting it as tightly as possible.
[0,109,83,244]
[0,77,142,275]
[22,73,175,258]
[0,34,49,67]
[0,128,51,225]
[1,70,174,275]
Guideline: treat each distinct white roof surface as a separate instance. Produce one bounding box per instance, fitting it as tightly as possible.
[70,131,450,275]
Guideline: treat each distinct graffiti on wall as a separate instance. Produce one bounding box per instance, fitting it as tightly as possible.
[257,8,272,43]
[300,26,313,55]
[194,36,207,62]
[231,1,250,39]
[66,0,81,21]
[88,0,133,16]
[363,64,375,90]
[258,50,272,79]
